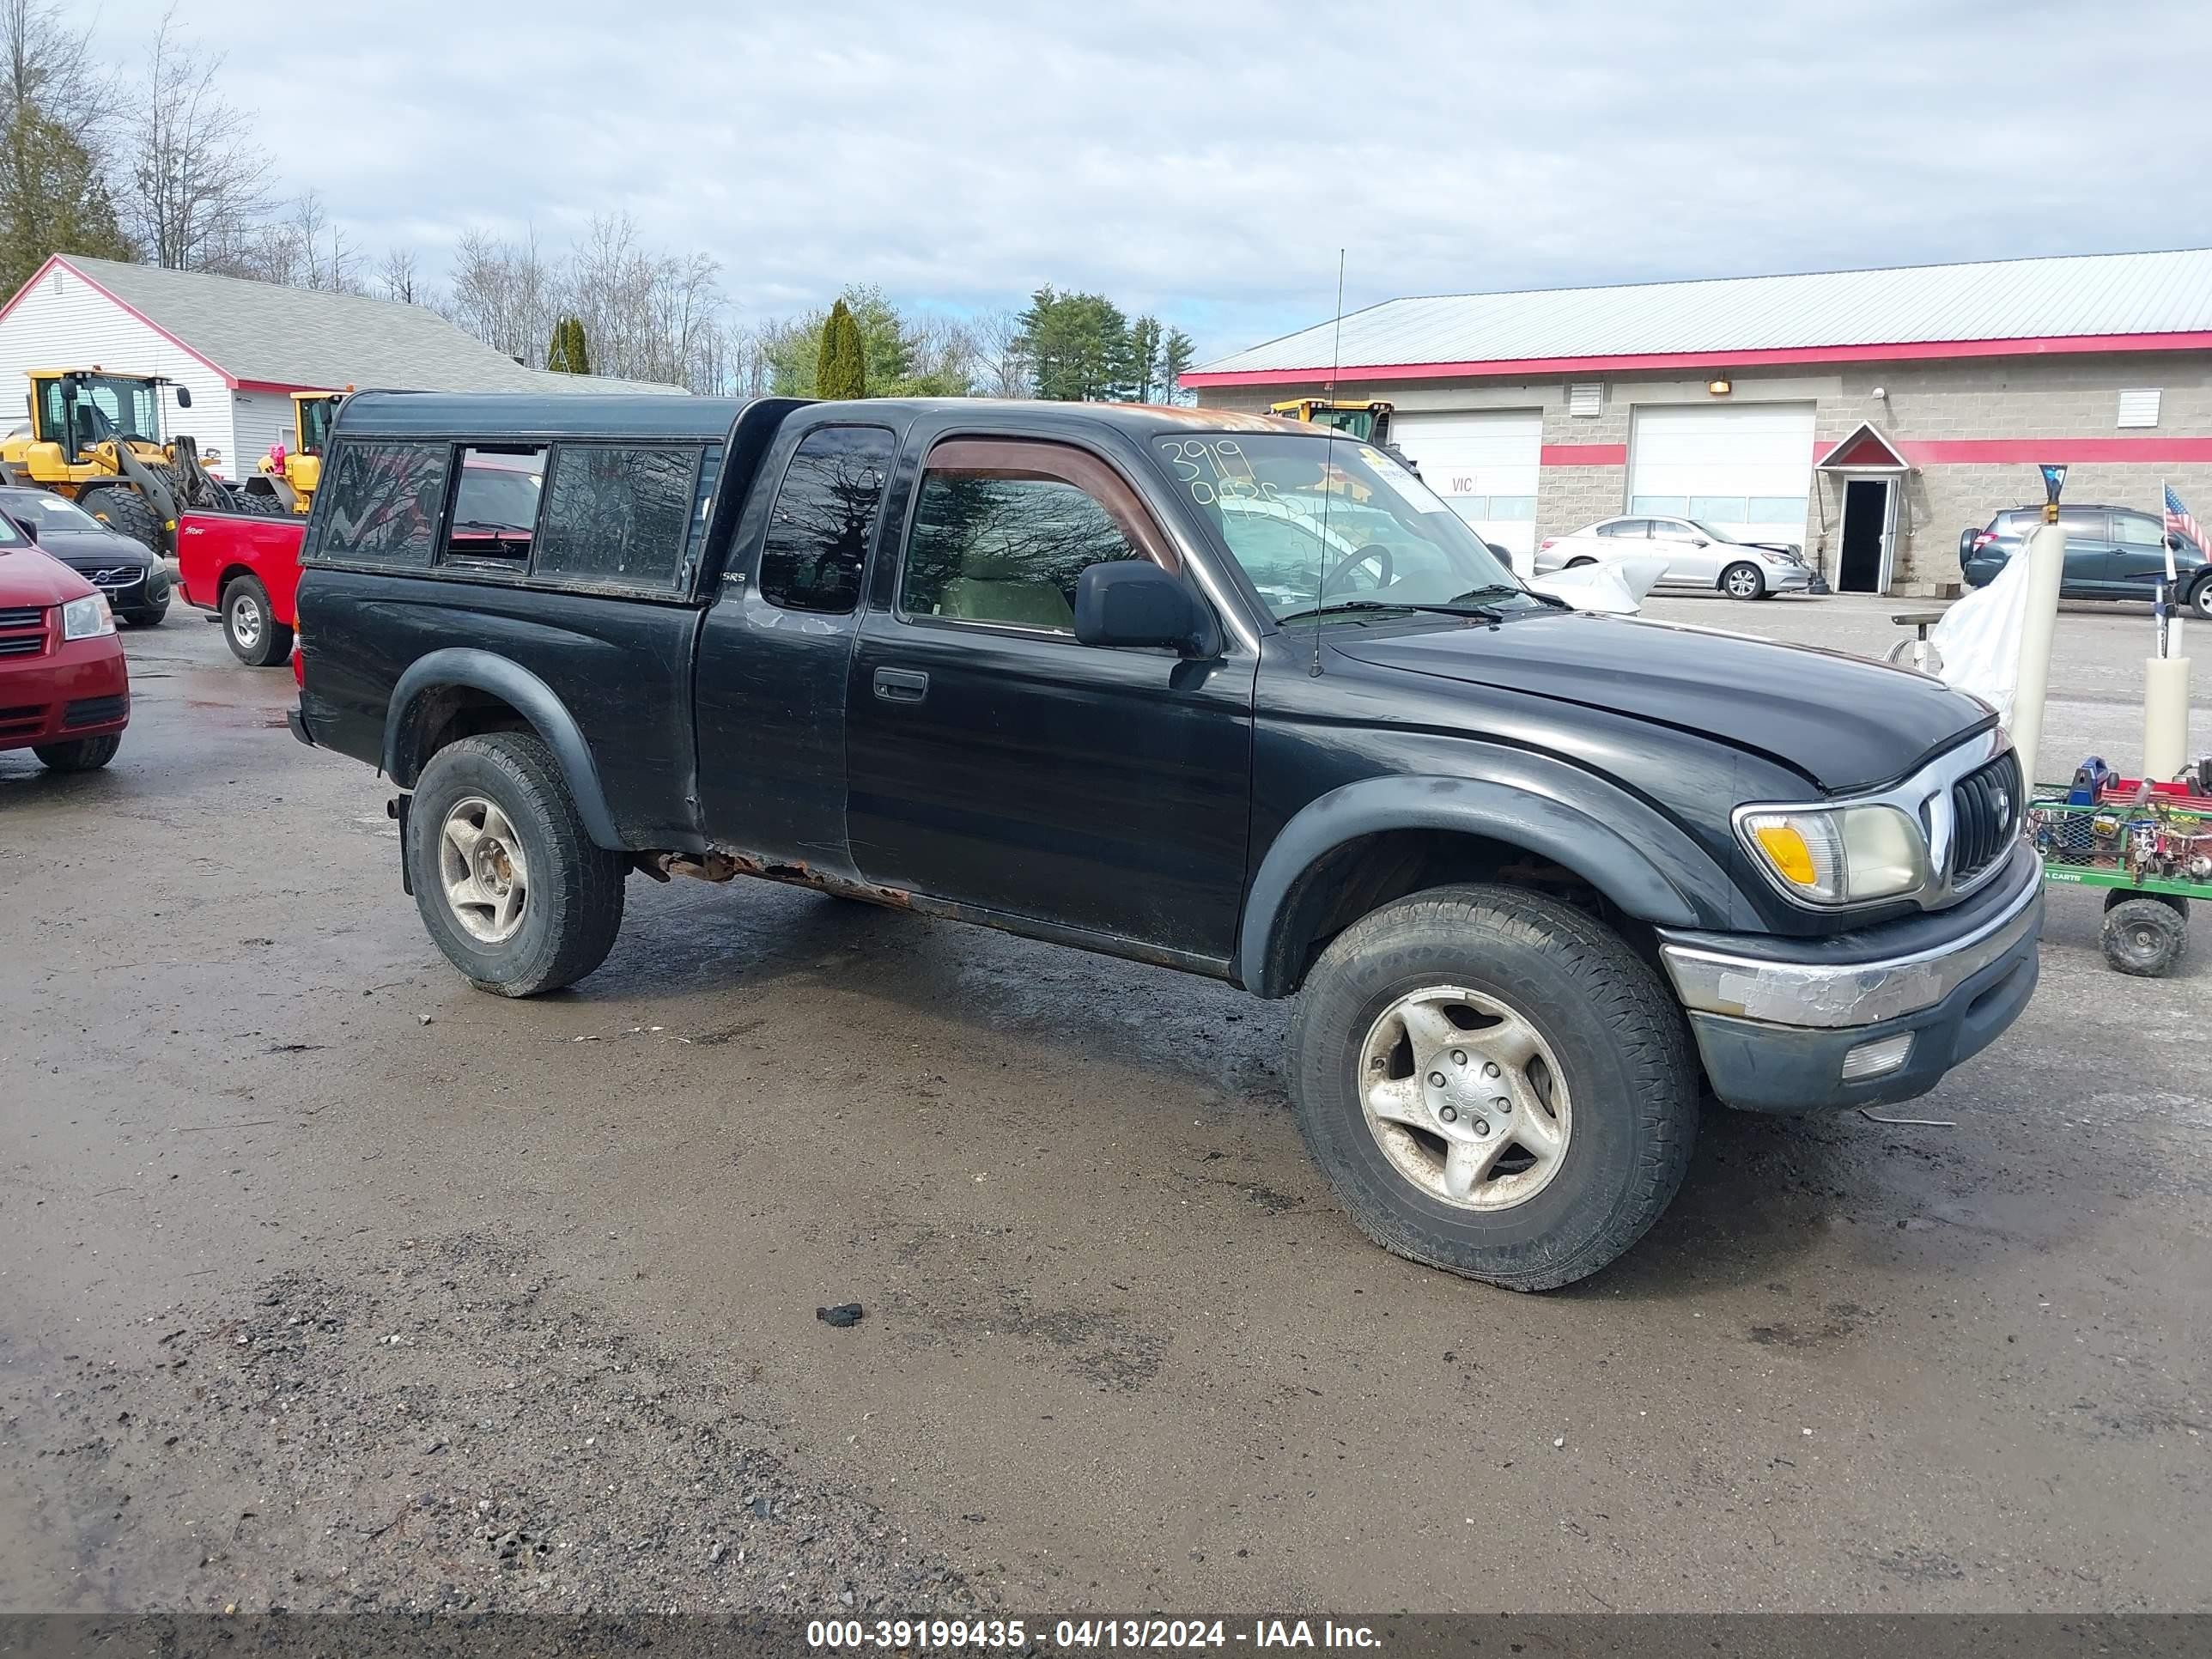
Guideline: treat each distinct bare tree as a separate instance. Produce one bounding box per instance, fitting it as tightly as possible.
[972,307,1034,399]
[441,223,558,367]
[377,245,420,304]
[127,8,272,270]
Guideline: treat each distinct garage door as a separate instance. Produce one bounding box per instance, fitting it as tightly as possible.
[1389,410,1542,574]
[1627,403,1815,549]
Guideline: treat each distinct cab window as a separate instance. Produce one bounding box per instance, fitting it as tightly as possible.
[758,427,896,615]
[898,440,1170,635]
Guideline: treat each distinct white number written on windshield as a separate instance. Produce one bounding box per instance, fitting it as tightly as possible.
[1158,439,1282,507]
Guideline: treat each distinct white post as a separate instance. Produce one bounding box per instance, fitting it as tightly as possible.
[2009,517,2067,789]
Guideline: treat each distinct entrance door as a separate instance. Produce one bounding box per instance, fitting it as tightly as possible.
[1838,477,1893,593]
[845,434,1257,963]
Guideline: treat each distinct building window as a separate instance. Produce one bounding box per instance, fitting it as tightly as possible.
[1567,383,1603,418]
[2117,388,2161,428]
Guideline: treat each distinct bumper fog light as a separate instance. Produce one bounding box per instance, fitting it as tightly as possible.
[1841,1032,1914,1081]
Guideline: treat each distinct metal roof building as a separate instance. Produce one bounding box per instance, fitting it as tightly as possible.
[1187,249,2212,599]
[0,253,676,483]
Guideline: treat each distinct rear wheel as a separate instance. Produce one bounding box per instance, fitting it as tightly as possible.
[1720,562,1765,600]
[81,487,165,556]
[33,733,121,772]
[222,574,292,666]
[1287,883,1698,1291]
[2189,574,2212,623]
[407,732,626,996]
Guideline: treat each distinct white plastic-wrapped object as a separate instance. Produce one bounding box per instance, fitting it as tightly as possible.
[1929,551,2032,721]
[1528,555,1669,616]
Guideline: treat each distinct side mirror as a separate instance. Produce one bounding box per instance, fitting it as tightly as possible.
[174,385,192,409]
[1074,560,1218,657]
[9,515,33,542]
[2166,533,2185,551]
[1691,538,1710,548]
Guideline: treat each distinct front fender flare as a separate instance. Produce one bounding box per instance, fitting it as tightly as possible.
[382,648,622,849]
[1237,766,1740,997]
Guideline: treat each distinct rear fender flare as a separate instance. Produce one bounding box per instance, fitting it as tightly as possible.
[383,648,622,849]
[1237,767,1737,997]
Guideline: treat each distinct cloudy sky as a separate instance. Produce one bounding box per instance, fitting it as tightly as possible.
[88,0,2212,362]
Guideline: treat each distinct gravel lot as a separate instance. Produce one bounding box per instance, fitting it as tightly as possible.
[2,592,2205,1617]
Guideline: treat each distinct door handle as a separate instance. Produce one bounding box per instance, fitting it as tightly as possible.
[873,666,928,704]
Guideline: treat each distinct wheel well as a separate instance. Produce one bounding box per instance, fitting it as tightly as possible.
[400,685,534,783]
[1258,828,1656,997]
[217,563,258,599]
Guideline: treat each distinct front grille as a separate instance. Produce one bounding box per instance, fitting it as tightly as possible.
[1950,750,2022,882]
[0,702,40,738]
[0,605,42,629]
[0,633,45,659]
[64,693,126,729]
[89,568,141,588]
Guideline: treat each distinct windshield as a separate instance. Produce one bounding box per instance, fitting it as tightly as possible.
[43,374,161,449]
[6,493,100,532]
[1686,519,1742,544]
[453,462,543,530]
[296,396,337,455]
[1152,434,1526,622]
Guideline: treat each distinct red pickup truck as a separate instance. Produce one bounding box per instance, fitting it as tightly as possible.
[176,509,304,666]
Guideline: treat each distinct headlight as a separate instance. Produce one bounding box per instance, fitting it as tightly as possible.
[61,592,115,641]
[1740,803,1926,904]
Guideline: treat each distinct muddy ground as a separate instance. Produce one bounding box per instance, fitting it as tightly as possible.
[1,595,2205,1617]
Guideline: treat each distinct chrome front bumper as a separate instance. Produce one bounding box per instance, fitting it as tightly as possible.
[1660,859,2042,1029]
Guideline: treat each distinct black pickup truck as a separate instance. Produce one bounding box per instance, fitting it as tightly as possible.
[291,392,2041,1290]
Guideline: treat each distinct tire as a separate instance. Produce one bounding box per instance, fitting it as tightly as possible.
[2101,897,2189,977]
[2189,574,2212,623]
[406,732,626,996]
[81,487,165,556]
[222,574,292,667]
[230,487,291,518]
[1720,562,1765,600]
[1286,882,1698,1291]
[33,733,121,772]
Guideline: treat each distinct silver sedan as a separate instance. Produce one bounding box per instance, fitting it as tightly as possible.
[1534,515,1826,599]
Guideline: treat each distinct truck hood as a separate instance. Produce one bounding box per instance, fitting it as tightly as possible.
[0,547,96,606]
[1329,611,1992,793]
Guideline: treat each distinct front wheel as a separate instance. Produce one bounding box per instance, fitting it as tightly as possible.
[222,574,292,666]
[406,732,626,996]
[2189,574,2212,623]
[1720,562,1765,600]
[33,733,121,772]
[1287,883,1698,1291]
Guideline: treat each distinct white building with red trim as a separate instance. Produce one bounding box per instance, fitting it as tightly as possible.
[0,253,671,483]
[1183,248,2212,596]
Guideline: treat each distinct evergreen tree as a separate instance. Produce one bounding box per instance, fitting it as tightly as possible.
[1158,328,1195,405]
[1016,286,1135,402]
[817,299,867,399]
[0,110,136,295]
[545,316,592,375]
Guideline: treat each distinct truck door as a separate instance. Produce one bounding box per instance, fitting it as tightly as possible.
[845,432,1257,965]
[692,418,902,876]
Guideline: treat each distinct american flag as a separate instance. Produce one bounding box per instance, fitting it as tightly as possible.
[2163,483,2204,558]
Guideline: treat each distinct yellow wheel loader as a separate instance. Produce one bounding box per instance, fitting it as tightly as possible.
[237,389,345,516]
[1270,398,1398,447]
[0,368,233,555]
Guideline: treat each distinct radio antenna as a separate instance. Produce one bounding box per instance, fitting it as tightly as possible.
[1312,248,1346,678]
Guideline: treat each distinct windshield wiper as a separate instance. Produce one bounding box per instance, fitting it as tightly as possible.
[1449,581,1569,611]
[1273,599,1504,625]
